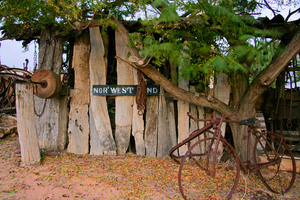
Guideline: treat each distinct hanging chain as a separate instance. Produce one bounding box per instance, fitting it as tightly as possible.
[33,90,47,117]
[33,40,38,72]
[136,69,147,115]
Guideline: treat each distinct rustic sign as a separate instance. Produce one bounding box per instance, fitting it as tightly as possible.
[93,85,160,96]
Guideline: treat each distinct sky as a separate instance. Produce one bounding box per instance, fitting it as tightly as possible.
[0,40,36,71]
[0,4,299,71]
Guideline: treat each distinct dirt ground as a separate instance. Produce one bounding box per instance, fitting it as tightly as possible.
[0,134,299,200]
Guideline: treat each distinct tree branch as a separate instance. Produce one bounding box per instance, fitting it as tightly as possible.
[240,29,300,108]
[263,0,277,17]
[114,21,235,115]
[285,8,300,22]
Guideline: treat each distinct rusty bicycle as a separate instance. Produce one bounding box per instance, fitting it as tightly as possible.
[169,107,296,199]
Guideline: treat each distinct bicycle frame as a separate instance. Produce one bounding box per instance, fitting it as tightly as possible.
[242,128,286,173]
[170,106,296,199]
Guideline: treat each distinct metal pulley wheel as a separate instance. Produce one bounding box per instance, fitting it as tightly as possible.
[31,69,62,99]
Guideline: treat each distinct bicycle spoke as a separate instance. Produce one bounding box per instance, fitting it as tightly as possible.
[253,131,296,194]
[178,138,240,199]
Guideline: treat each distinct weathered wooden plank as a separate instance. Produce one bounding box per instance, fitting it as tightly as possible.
[145,96,159,157]
[197,106,206,154]
[67,33,90,154]
[115,23,134,154]
[57,95,69,151]
[189,86,200,154]
[132,70,145,155]
[157,86,173,157]
[256,113,266,152]
[177,51,190,156]
[168,62,178,156]
[214,73,230,160]
[167,98,177,156]
[16,83,40,166]
[34,29,67,151]
[89,27,117,155]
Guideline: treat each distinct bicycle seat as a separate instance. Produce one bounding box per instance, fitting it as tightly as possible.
[239,118,260,127]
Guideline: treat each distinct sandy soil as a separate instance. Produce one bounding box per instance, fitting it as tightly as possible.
[0,134,299,200]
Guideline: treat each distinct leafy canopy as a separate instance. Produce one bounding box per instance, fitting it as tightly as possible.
[0,0,298,90]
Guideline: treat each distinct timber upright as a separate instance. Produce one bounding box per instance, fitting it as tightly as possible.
[0,67,64,166]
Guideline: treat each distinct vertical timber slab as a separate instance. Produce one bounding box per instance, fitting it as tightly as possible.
[57,95,69,151]
[132,70,145,155]
[34,29,67,151]
[215,73,230,160]
[145,96,159,157]
[189,86,200,154]
[16,83,41,166]
[67,33,90,154]
[34,98,60,149]
[178,52,190,156]
[197,106,206,154]
[89,27,117,155]
[115,24,134,154]
[166,98,177,156]
[168,62,178,156]
[157,86,172,157]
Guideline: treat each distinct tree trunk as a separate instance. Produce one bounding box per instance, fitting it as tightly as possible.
[230,71,251,161]
[89,27,117,155]
[16,83,40,166]
[119,21,300,160]
[115,24,134,154]
[67,32,90,154]
[34,28,68,151]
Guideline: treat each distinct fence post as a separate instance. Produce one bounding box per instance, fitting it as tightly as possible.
[16,83,40,166]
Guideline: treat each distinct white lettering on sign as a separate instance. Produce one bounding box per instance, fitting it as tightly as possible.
[93,85,159,96]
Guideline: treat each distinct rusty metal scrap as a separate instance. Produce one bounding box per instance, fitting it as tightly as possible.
[0,65,32,112]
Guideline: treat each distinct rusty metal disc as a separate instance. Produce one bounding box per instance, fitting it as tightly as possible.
[31,69,62,99]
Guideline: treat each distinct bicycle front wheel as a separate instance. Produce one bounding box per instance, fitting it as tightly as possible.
[178,137,240,199]
[253,131,296,194]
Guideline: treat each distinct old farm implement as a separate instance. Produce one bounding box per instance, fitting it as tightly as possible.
[169,107,296,199]
[0,65,32,112]
[0,66,63,101]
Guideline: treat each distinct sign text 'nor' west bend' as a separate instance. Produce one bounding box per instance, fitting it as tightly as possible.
[93,85,159,96]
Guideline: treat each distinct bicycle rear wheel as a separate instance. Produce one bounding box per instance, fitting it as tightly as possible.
[253,131,296,194]
[178,137,240,199]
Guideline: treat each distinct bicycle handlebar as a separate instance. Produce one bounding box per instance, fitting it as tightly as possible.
[187,105,241,123]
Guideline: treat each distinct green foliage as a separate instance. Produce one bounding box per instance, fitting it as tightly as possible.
[0,0,293,92]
